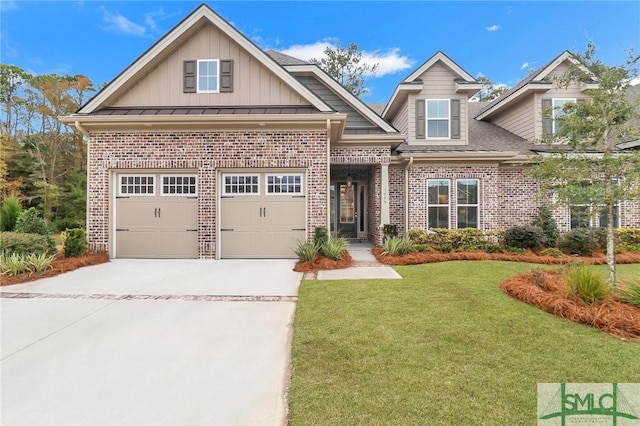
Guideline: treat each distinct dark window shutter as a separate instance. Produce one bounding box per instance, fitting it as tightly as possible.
[542,99,552,136]
[220,60,234,93]
[416,100,425,139]
[450,99,460,139]
[184,60,196,93]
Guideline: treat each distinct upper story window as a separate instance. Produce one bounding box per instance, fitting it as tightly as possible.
[552,98,576,134]
[197,59,219,93]
[416,99,460,141]
[542,98,577,136]
[427,100,450,138]
[183,59,233,94]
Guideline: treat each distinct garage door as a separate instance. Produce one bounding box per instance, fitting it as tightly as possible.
[220,172,306,258]
[115,173,198,258]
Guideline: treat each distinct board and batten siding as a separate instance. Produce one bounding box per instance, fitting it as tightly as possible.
[113,22,310,108]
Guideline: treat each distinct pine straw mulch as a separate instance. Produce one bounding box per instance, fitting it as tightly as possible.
[501,269,640,341]
[293,252,352,273]
[0,251,110,286]
[373,246,640,266]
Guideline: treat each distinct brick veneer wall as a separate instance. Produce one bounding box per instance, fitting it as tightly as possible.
[89,130,328,258]
[389,164,406,236]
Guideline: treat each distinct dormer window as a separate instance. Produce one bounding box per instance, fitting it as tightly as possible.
[552,98,576,134]
[416,99,461,140]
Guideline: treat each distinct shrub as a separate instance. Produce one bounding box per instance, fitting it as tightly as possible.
[532,207,560,247]
[564,264,609,304]
[0,252,55,275]
[437,243,453,253]
[616,278,640,307]
[381,236,415,256]
[321,237,348,260]
[540,247,564,258]
[295,239,318,261]
[1,196,22,232]
[382,224,398,242]
[616,228,640,246]
[504,225,546,250]
[625,243,640,253]
[407,228,428,245]
[507,247,527,254]
[484,244,503,254]
[0,232,57,256]
[52,217,85,233]
[530,268,548,290]
[590,227,608,250]
[419,228,487,251]
[558,228,599,256]
[414,244,432,253]
[313,226,328,248]
[63,228,88,258]
[14,208,51,235]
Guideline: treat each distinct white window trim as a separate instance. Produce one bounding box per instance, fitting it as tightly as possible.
[456,179,480,229]
[265,173,304,196]
[426,99,451,140]
[160,174,198,197]
[197,59,220,94]
[426,179,450,229]
[222,173,260,196]
[569,179,621,228]
[118,174,156,197]
[552,98,576,134]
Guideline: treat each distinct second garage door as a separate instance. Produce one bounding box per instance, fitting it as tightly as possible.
[220,172,306,258]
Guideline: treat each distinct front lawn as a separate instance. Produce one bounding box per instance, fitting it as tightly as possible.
[288,262,640,425]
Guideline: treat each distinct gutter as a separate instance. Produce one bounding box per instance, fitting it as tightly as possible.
[74,120,90,138]
[404,156,414,234]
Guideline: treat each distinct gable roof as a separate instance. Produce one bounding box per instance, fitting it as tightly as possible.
[475,51,598,121]
[382,51,481,120]
[76,3,332,114]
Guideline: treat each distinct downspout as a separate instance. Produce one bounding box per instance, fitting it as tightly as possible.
[326,118,332,239]
[404,156,414,234]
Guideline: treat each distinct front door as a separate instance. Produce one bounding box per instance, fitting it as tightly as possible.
[330,181,367,239]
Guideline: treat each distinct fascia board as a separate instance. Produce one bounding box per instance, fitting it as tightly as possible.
[474,82,552,120]
[382,83,423,119]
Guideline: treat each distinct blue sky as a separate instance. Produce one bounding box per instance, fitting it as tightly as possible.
[1,1,639,103]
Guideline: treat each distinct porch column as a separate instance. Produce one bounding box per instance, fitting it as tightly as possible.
[381,162,390,225]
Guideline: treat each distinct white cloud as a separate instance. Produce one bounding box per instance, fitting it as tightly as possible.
[630,77,640,86]
[485,24,500,32]
[520,62,530,70]
[100,7,146,36]
[0,0,18,13]
[279,40,413,76]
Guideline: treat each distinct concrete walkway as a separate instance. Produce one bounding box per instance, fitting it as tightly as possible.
[1,259,301,426]
[315,242,402,280]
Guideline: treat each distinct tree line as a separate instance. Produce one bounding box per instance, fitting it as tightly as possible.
[1,64,94,231]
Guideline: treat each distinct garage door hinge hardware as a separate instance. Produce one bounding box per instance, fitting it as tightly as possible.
[293,195,306,198]
[116,196,130,199]
[186,229,197,232]
[187,196,198,199]
[221,196,234,198]
[116,228,130,232]
[292,228,305,231]
[221,228,234,231]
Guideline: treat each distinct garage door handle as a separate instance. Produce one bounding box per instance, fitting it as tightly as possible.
[292,228,305,231]
[158,208,161,218]
[221,228,234,231]
[116,228,129,232]
[264,207,266,217]
[154,207,157,218]
[186,229,197,232]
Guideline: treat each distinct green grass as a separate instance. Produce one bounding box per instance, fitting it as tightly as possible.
[288,261,640,426]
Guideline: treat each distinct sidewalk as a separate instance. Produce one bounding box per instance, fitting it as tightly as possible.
[314,242,402,280]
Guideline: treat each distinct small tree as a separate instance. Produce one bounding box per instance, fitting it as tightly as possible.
[532,42,640,288]
[311,42,379,97]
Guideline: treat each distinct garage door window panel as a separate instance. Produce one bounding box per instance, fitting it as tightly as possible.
[161,175,197,196]
[266,174,303,195]
[223,174,260,195]
[119,175,155,196]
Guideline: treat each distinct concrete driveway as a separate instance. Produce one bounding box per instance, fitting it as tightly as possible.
[1,259,302,425]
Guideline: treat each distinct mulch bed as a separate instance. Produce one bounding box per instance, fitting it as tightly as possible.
[293,252,352,272]
[373,246,640,266]
[0,252,110,286]
[501,269,640,341]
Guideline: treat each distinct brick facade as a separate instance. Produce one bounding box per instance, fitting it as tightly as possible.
[88,130,328,258]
